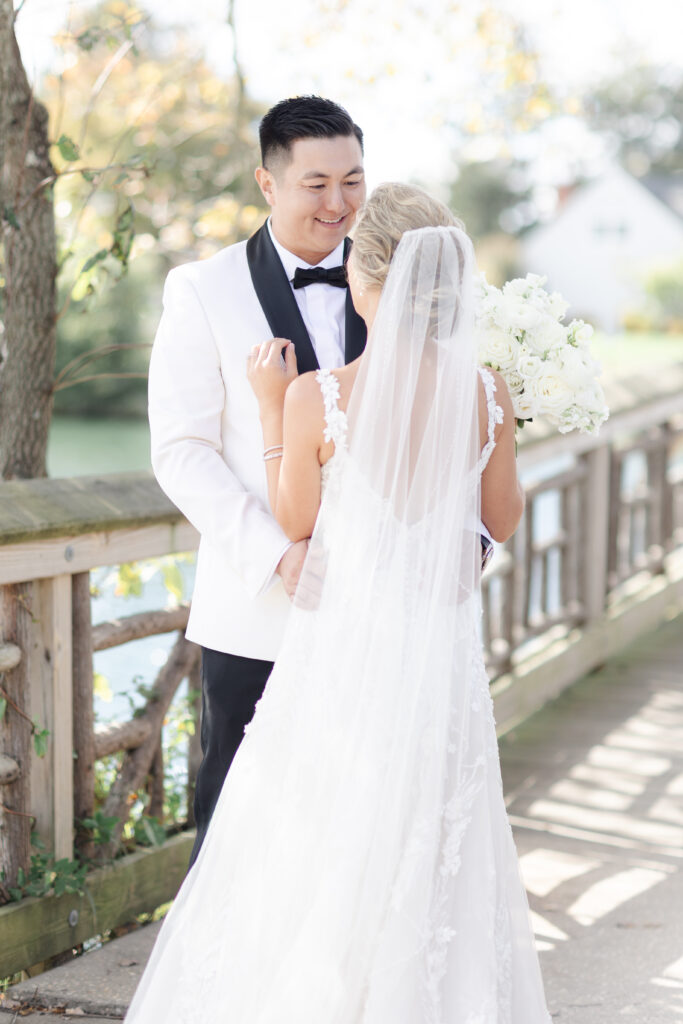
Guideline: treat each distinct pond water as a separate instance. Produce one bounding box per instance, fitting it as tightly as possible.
[48,416,194,750]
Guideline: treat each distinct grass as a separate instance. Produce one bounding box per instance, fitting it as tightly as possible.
[591,331,683,381]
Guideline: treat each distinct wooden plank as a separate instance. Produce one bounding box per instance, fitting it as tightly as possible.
[50,576,74,861]
[0,832,194,978]
[29,578,73,860]
[0,473,183,546]
[0,521,199,586]
[492,550,683,736]
[72,573,95,856]
[582,446,610,623]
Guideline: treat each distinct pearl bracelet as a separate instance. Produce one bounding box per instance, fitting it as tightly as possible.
[264,445,284,462]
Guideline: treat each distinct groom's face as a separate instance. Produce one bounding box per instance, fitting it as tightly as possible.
[256,135,365,265]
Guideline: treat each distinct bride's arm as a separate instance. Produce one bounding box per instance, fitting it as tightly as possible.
[479,371,525,542]
[247,341,323,543]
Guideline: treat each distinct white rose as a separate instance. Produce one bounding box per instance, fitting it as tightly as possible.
[527,371,575,418]
[477,326,520,372]
[517,352,545,380]
[501,369,525,397]
[512,388,539,420]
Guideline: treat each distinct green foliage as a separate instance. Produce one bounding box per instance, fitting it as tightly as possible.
[44,0,266,418]
[2,834,87,902]
[79,810,119,847]
[2,205,20,230]
[643,261,683,330]
[115,562,144,598]
[33,726,50,758]
[56,134,81,162]
[93,672,113,703]
[133,816,166,847]
[587,64,683,176]
[450,159,531,241]
[0,696,6,722]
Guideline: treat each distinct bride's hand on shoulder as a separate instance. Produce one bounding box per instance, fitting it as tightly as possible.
[247,339,298,419]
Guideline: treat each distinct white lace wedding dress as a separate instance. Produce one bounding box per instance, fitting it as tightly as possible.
[125,227,551,1024]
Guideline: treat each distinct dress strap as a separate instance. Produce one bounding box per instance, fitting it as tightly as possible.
[477,366,504,472]
[315,369,348,452]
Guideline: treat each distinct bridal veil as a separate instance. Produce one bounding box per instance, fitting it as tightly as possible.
[125,226,551,1024]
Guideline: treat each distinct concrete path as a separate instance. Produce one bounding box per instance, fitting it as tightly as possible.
[3,616,682,1022]
[504,614,683,1023]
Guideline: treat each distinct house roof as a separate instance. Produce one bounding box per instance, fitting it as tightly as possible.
[641,173,683,222]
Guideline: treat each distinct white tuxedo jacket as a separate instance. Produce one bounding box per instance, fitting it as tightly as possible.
[148,224,366,661]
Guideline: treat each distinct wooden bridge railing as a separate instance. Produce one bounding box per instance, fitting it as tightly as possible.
[1,373,683,976]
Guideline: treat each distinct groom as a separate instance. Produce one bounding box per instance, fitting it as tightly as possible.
[148,96,367,865]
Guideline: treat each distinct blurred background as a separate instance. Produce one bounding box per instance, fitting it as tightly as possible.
[11,0,683,476]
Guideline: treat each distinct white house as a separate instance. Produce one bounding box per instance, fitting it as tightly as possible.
[520,165,683,332]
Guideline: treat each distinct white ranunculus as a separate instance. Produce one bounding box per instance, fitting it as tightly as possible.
[575,381,608,415]
[559,346,594,389]
[496,294,544,333]
[524,318,567,357]
[547,291,570,320]
[504,274,547,300]
[574,322,594,347]
[477,327,520,373]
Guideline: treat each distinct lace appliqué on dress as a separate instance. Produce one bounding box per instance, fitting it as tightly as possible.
[316,368,348,449]
[477,367,504,473]
[316,369,348,497]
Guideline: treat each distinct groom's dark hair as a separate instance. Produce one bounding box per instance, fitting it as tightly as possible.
[259,96,363,171]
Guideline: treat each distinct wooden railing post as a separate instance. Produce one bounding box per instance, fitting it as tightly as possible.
[582,444,611,624]
[29,575,74,860]
[72,572,95,858]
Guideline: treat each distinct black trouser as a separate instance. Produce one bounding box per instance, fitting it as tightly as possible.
[188,647,274,869]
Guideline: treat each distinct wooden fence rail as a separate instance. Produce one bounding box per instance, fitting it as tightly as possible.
[1,385,683,975]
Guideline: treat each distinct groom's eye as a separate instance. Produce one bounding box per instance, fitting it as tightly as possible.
[345,180,362,187]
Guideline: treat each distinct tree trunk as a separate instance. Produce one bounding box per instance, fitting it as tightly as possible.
[0,584,33,892]
[0,0,57,480]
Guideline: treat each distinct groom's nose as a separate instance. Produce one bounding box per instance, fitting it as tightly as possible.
[323,184,345,214]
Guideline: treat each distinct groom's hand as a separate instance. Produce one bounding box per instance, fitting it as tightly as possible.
[276,539,309,600]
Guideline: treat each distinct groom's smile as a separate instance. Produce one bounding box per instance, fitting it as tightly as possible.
[256,135,366,267]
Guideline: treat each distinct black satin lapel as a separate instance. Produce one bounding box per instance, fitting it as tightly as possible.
[246,224,319,374]
[343,237,367,363]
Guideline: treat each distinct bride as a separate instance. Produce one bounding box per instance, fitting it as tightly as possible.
[125,183,551,1024]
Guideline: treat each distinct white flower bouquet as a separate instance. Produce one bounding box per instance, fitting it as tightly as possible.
[475,273,609,435]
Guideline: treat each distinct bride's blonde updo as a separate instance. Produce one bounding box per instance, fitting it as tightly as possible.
[350,183,463,291]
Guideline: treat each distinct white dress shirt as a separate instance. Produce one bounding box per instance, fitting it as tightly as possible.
[267,219,347,368]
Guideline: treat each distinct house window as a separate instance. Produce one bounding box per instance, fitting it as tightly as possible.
[593,222,629,240]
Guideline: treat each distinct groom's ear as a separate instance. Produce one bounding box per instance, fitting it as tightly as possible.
[255,167,275,208]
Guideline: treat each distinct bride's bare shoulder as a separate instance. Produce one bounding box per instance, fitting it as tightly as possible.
[283,372,326,429]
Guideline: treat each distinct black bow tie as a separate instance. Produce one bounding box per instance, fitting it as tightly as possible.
[291,265,348,290]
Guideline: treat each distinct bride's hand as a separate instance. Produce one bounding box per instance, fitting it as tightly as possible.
[247,339,298,418]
